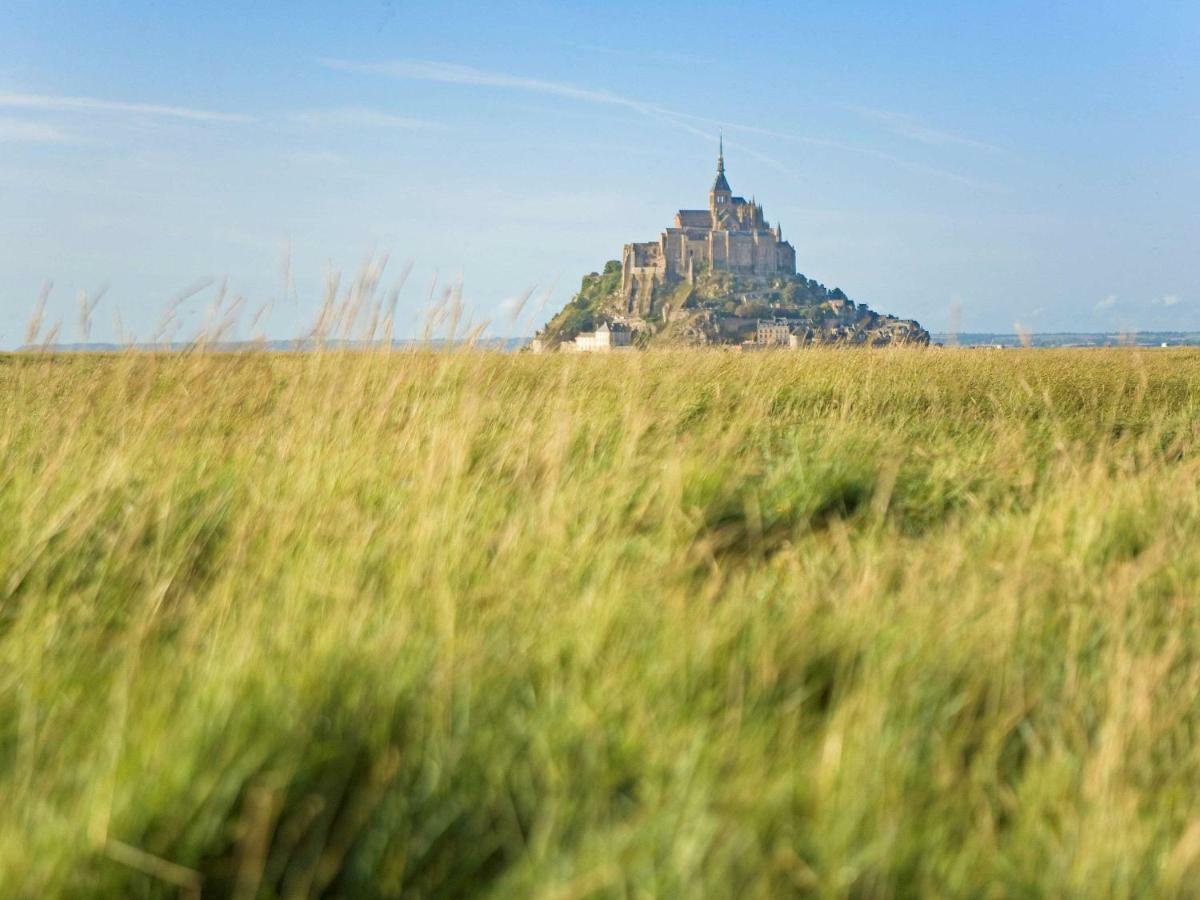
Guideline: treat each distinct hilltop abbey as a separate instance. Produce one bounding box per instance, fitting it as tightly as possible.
[536,141,930,351]
[621,139,796,313]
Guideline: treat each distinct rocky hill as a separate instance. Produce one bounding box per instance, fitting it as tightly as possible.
[536,262,929,349]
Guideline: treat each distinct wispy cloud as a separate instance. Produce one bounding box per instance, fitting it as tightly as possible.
[846,105,1006,155]
[0,117,72,143]
[0,91,253,123]
[319,57,994,190]
[318,58,795,171]
[650,109,831,146]
[1151,293,1180,307]
[319,58,647,111]
[875,152,989,190]
[1095,294,1118,311]
[623,107,997,190]
[640,109,797,179]
[290,106,439,130]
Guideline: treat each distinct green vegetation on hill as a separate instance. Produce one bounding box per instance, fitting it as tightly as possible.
[538,261,927,347]
[541,260,623,344]
[5,348,1200,896]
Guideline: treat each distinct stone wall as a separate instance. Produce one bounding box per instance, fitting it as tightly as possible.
[620,157,797,304]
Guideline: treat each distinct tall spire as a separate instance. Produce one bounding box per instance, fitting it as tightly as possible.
[711,132,731,196]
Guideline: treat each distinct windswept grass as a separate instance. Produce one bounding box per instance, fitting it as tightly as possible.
[4,347,1200,897]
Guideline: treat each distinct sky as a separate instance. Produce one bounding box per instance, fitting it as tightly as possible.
[1,0,1197,346]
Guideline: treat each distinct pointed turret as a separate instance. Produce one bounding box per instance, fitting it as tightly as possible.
[712,134,731,193]
[709,133,732,214]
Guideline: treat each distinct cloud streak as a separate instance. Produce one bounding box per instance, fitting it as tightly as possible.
[661,109,996,190]
[319,59,643,111]
[0,91,253,123]
[319,57,994,190]
[319,59,783,152]
[845,105,1007,155]
[319,58,801,174]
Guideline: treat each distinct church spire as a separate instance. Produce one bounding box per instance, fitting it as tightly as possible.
[710,132,731,196]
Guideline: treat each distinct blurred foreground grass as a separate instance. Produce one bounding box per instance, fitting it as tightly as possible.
[4,348,1200,897]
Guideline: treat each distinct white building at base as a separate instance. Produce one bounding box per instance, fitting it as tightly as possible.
[561,322,633,353]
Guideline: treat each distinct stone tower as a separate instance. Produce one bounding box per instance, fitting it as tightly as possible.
[708,134,732,217]
[620,142,798,308]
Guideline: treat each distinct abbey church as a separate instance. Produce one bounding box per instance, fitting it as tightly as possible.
[536,140,929,350]
[621,140,796,313]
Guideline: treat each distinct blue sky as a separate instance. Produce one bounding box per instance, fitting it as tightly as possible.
[1,0,1197,345]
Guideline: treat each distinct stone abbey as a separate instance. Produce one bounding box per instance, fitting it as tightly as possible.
[536,138,931,350]
[621,139,796,314]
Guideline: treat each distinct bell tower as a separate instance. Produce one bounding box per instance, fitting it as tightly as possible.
[708,134,732,219]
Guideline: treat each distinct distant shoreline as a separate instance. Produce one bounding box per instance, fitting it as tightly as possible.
[10,332,1200,353]
[933,332,1200,348]
[10,338,531,354]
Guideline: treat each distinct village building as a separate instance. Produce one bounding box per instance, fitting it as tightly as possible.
[621,139,796,315]
[561,321,633,353]
[755,317,792,347]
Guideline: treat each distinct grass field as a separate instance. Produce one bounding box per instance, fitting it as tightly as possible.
[4,347,1200,897]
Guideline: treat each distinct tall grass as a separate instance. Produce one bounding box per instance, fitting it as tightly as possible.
[3,347,1200,897]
